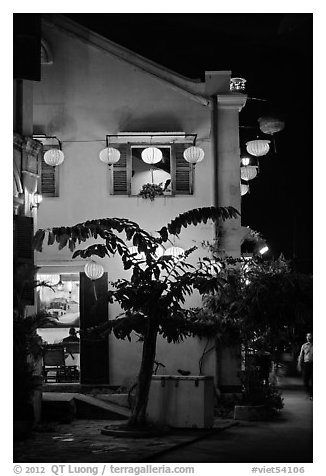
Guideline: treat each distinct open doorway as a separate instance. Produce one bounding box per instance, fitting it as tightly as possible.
[37,273,80,383]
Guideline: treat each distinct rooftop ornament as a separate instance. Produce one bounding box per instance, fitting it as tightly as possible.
[230,77,247,92]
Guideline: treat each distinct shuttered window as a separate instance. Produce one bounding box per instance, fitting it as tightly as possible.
[13,215,34,305]
[111,142,193,196]
[173,143,193,195]
[111,144,131,195]
[40,144,59,197]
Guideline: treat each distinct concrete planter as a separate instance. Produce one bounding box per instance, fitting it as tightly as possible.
[234,404,270,421]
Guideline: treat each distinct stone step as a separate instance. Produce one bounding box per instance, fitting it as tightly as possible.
[42,392,130,422]
[95,393,130,408]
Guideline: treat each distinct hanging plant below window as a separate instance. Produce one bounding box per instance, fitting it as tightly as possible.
[138,180,171,201]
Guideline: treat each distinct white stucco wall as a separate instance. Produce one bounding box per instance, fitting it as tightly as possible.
[33,18,239,387]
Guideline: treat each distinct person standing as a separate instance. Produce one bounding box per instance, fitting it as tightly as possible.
[297,332,313,399]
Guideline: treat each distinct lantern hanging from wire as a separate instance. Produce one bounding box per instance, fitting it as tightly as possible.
[128,246,145,261]
[44,149,65,167]
[141,147,162,165]
[258,116,285,153]
[241,166,258,181]
[246,139,270,157]
[230,77,247,92]
[84,260,104,281]
[241,183,250,196]
[241,156,250,166]
[164,246,185,260]
[99,147,121,165]
[183,146,205,164]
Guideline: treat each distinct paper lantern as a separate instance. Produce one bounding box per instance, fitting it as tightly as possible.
[164,246,185,259]
[84,260,104,281]
[241,157,250,166]
[241,166,258,181]
[128,246,145,261]
[258,116,285,136]
[141,147,162,164]
[246,140,270,157]
[99,147,121,165]
[183,146,205,164]
[241,183,249,196]
[44,149,64,167]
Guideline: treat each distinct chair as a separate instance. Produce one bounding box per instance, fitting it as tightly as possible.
[63,342,80,381]
[42,344,67,383]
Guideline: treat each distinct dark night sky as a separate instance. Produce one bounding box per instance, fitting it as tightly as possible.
[65,13,313,272]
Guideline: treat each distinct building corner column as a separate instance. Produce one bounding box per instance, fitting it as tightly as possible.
[215,93,247,257]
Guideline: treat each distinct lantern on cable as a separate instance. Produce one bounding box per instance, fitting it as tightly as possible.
[241,183,250,196]
[183,146,205,164]
[241,165,258,181]
[99,147,121,165]
[128,246,145,261]
[141,147,162,165]
[56,277,65,292]
[258,116,285,153]
[164,246,185,260]
[246,139,270,157]
[44,149,65,167]
[84,260,105,301]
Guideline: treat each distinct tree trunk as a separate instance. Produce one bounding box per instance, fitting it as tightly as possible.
[128,319,158,427]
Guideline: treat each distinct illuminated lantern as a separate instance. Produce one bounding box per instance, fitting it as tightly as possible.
[241,183,249,196]
[258,116,285,136]
[258,116,285,153]
[183,146,205,164]
[246,139,270,157]
[99,147,121,165]
[84,260,104,281]
[241,157,250,166]
[141,147,162,164]
[154,246,164,259]
[128,246,145,261]
[44,149,64,166]
[164,246,185,259]
[241,166,258,181]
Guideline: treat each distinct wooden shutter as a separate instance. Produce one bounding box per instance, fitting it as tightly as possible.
[79,272,109,384]
[173,143,193,195]
[13,215,34,305]
[40,144,59,197]
[111,144,131,195]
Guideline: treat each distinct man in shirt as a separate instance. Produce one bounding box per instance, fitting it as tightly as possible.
[297,332,313,399]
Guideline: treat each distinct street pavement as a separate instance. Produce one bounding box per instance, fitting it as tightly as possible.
[148,388,313,463]
[13,383,313,464]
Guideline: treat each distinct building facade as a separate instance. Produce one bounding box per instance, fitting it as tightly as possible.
[15,14,247,392]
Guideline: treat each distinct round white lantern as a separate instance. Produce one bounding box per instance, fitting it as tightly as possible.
[241,166,258,181]
[44,149,65,167]
[84,260,104,281]
[241,157,250,166]
[164,246,185,259]
[128,246,145,261]
[99,147,121,165]
[241,183,250,196]
[246,140,270,157]
[258,116,285,136]
[183,146,205,164]
[141,147,162,164]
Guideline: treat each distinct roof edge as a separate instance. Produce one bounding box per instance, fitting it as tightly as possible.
[42,14,213,107]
